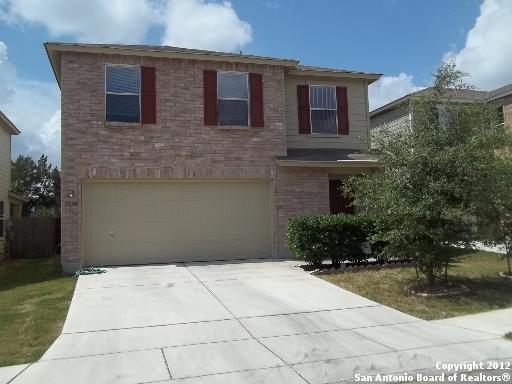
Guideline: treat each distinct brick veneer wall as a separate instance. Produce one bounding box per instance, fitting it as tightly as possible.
[274,167,330,257]
[60,51,288,271]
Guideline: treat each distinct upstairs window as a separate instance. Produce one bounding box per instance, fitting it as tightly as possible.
[309,85,337,134]
[106,65,140,123]
[217,72,249,126]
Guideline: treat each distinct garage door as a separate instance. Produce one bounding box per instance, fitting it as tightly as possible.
[83,181,271,266]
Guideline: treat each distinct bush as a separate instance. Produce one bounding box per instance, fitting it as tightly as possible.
[287,214,380,268]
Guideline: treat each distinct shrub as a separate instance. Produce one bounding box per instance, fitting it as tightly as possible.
[287,214,380,268]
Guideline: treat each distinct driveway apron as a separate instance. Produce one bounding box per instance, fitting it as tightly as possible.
[8,260,512,384]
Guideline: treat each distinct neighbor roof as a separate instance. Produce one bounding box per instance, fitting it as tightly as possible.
[371,85,509,117]
[0,110,20,135]
[488,83,512,101]
[44,42,382,87]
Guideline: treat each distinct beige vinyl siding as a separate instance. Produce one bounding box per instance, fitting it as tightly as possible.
[370,105,410,131]
[370,106,410,148]
[0,127,11,253]
[285,75,370,150]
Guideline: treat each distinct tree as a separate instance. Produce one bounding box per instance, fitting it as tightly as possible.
[479,145,512,275]
[11,154,61,216]
[345,63,509,286]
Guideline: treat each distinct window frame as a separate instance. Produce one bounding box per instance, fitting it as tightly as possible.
[309,85,338,134]
[105,64,141,124]
[217,71,250,126]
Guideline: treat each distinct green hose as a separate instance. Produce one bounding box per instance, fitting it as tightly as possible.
[74,267,107,276]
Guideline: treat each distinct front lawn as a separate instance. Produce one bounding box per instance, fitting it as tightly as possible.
[320,251,512,320]
[0,257,76,367]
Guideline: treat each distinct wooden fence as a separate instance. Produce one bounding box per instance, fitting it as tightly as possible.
[8,217,60,259]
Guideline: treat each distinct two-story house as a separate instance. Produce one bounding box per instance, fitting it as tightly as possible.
[45,42,381,272]
[0,111,21,258]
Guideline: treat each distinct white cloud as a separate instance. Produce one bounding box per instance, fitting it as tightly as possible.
[369,73,424,111]
[0,40,16,104]
[161,0,252,51]
[0,41,61,166]
[1,0,253,51]
[1,0,158,43]
[443,0,512,90]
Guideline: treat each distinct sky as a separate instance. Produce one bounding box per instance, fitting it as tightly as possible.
[1,0,512,167]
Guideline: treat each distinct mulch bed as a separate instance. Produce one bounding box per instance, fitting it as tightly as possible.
[305,259,413,275]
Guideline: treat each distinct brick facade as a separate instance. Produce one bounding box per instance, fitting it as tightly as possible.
[61,52,291,271]
[60,51,359,271]
[274,167,330,257]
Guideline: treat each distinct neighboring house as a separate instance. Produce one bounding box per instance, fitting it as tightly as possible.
[370,84,512,136]
[45,42,381,272]
[0,111,21,258]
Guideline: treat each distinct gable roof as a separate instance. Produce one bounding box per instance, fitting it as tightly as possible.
[370,85,510,117]
[0,110,20,135]
[488,83,512,101]
[44,42,382,87]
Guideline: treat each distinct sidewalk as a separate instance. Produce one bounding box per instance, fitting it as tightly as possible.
[434,308,512,336]
[470,242,506,254]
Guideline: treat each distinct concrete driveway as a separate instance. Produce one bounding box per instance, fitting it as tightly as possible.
[7,260,512,384]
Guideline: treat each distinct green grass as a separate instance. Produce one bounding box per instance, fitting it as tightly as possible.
[0,257,76,367]
[320,251,512,320]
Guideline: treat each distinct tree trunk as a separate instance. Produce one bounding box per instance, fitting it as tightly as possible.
[426,266,436,286]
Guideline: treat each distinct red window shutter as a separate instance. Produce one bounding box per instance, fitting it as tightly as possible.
[336,86,349,135]
[297,85,311,134]
[141,66,156,124]
[203,70,218,125]
[249,73,264,127]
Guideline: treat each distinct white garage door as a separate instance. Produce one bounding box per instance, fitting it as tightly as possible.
[83,181,271,266]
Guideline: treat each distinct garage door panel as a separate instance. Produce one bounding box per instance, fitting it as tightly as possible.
[227,199,269,220]
[139,201,185,221]
[232,183,269,199]
[182,183,204,201]
[86,201,132,221]
[182,201,210,221]
[85,222,143,244]
[86,241,188,266]
[200,202,225,218]
[136,221,185,243]
[135,183,184,201]
[184,242,226,260]
[227,221,268,241]
[84,182,271,265]
[203,220,230,241]
[227,240,269,259]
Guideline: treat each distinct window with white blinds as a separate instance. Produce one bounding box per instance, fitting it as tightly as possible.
[218,72,249,126]
[309,85,337,134]
[105,65,141,123]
